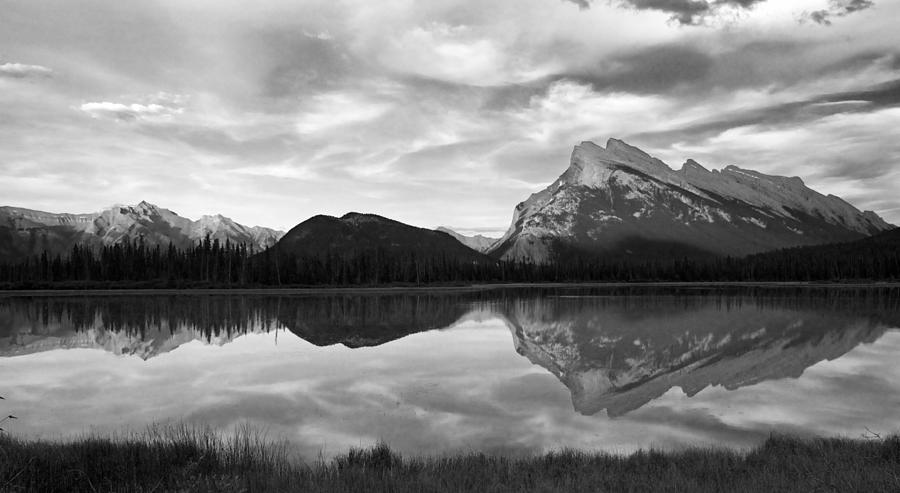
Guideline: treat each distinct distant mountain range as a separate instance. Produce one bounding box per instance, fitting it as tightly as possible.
[489,139,893,263]
[0,138,894,266]
[435,227,498,253]
[0,201,283,261]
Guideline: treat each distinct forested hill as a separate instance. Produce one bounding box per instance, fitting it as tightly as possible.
[0,228,897,288]
[735,227,900,281]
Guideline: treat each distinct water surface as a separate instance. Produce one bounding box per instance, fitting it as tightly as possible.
[2,286,899,458]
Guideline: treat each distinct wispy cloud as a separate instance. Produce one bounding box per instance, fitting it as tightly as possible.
[79,93,188,122]
[566,0,769,25]
[0,62,52,78]
[80,102,182,122]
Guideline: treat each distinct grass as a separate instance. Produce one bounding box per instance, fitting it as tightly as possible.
[1,424,899,492]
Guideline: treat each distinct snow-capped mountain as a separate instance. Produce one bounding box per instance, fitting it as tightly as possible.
[435,227,498,253]
[490,139,894,262]
[0,201,283,260]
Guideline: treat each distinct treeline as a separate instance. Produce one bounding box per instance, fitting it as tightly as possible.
[0,236,499,287]
[0,230,898,287]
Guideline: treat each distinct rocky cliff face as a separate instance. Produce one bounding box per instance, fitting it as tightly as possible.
[0,201,283,260]
[490,139,893,262]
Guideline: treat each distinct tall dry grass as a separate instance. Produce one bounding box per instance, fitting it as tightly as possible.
[1,424,898,492]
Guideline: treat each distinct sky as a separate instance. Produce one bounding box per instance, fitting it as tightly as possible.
[2,0,899,234]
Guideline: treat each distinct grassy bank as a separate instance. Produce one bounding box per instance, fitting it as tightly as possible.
[2,426,899,492]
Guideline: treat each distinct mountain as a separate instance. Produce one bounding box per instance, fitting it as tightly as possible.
[0,201,283,261]
[435,227,498,253]
[490,139,894,263]
[496,293,896,417]
[275,212,489,262]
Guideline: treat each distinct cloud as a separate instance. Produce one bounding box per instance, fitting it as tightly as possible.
[562,0,592,9]
[554,44,714,94]
[803,0,875,26]
[568,0,769,25]
[378,23,516,86]
[636,78,900,145]
[0,62,52,78]
[294,91,391,134]
[79,94,187,122]
[253,28,360,98]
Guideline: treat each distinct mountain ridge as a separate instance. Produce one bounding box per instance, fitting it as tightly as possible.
[490,138,893,263]
[0,201,283,261]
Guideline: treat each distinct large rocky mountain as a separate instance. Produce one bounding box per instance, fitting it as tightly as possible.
[490,139,894,263]
[435,227,498,253]
[0,201,283,261]
[275,212,489,262]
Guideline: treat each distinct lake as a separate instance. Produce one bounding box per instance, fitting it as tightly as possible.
[2,286,899,459]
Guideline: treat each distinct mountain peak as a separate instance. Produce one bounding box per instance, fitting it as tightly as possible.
[566,139,682,191]
[277,212,489,262]
[340,212,391,225]
[116,201,165,218]
[605,138,654,162]
[198,213,229,222]
[491,138,894,263]
[131,200,163,213]
[574,139,672,174]
[681,159,709,174]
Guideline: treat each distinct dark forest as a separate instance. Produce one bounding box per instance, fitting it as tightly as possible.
[1,229,898,288]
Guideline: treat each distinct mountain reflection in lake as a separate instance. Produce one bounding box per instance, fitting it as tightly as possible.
[2,287,899,458]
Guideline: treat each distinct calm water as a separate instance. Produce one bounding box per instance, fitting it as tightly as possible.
[2,286,899,458]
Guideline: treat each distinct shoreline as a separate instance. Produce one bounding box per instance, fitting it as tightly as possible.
[2,280,900,296]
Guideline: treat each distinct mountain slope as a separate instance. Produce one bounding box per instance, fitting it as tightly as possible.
[490,139,893,263]
[435,227,498,253]
[275,213,489,262]
[0,201,283,261]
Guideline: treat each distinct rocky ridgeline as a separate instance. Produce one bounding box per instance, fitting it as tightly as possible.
[490,139,893,263]
[0,201,283,260]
